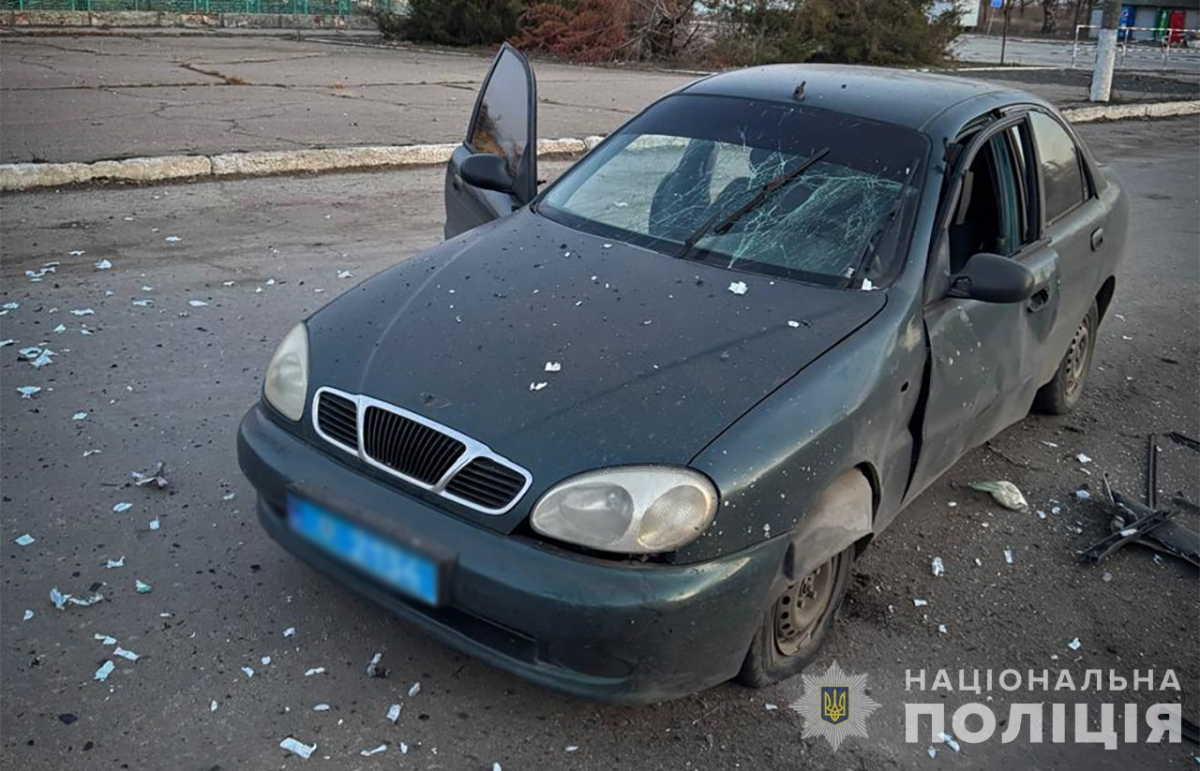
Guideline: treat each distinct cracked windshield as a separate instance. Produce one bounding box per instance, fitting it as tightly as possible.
[539,94,928,287]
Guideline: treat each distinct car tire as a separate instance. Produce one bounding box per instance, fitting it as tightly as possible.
[1033,300,1099,416]
[736,545,855,688]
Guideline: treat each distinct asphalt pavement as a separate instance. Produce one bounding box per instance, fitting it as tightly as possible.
[1,116,1197,770]
[3,34,1197,165]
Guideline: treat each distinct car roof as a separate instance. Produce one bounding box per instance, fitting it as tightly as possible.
[680,64,1045,136]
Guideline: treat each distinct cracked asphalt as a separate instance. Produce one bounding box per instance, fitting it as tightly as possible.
[0,116,1196,769]
[4,34,1198,166]
[0,35,697,164]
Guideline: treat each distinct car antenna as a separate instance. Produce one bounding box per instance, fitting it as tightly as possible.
[793,81,807,101]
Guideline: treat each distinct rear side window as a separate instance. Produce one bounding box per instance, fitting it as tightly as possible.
[1030,112,1087,223]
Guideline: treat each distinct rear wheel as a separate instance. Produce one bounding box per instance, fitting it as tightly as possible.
[1033,300,1099,415]
[737,545,854,688]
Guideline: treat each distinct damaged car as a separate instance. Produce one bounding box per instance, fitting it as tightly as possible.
[238,47,1128,703]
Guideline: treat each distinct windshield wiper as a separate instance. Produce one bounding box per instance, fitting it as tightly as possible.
[678,146,831,259]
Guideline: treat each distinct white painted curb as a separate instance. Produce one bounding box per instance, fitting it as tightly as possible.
[1,103,1194,192]
[1060,99,1200,124]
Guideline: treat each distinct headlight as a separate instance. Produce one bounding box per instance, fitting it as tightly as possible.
[530,466,718,554]
[263,322,308,421]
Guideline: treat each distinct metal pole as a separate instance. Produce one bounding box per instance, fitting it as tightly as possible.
[1072,24,1081,69]
[1001,0,1012,65]
[1089,0,1120,102]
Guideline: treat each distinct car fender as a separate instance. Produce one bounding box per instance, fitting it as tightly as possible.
[780,468,873,582]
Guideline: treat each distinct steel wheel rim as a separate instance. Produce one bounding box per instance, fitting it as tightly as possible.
[773,557,837,657]
[1064,316,1091,399]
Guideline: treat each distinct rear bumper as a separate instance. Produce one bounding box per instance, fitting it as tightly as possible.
[237,404,787,704]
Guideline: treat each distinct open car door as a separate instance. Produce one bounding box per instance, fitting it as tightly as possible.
[444,44,538,239]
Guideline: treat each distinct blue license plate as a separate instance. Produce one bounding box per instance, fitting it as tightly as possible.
[287,496,440,606]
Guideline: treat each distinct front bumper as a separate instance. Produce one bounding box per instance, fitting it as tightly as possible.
[237,404,788,704]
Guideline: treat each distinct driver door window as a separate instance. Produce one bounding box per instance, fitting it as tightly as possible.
[948,127,1033,274]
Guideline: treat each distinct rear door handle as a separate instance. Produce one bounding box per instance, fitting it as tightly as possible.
[1091,227,1105,251]
[1027,288,1050,312]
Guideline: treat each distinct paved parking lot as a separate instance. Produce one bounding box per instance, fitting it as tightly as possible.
[2,33,1197,165]
[1,116,1197,769]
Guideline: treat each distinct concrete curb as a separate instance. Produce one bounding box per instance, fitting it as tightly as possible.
[1060,99,1200,124]
[2,103,1195,192]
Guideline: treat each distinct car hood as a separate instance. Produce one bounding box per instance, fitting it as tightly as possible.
[306,210,885,515]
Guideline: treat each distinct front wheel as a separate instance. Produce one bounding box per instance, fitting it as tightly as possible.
[737,545,854,688]
[1033,300,1099,415]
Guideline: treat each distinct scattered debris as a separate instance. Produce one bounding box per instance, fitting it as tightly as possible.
[261,656,271,666]
[938,624,948,634]
[939,732,961,752]
[1067,637,1082,651]
[131,462,169,489]
[913,598,928,607]
[50,587,105,609]
[1077,453,1093,465]
[337,270,354,279]
[566,746,579,752]
[149,519,161,531]
[94,634,117,645]
[241,666,255,678]
[283,627,296,638]
[113,502,133,513]
[544,361,562,373]
[304,667,325,677]
[72,412,88,421]
[1004,549,1014,565]
[968,481,1028,511]
[94,259,113,270]
[764,703,778,711]
[211,700,219,712]
[279,737,316,759]
[17,386,42,399]
[529,382,548,391]
[105,556,126,569]
[23,610,34,621]
[1082,489,1199,567]
[400,742,409,754]
[928,746,937,758]
[114,647,139,661]
[135,579,152,594]
[931,557,945,577]
[360,745,387,757]
[408,682,421,698]
[94,661,115,682]
[70,308,95,316]
[366,652,389,678]
[313,704,331,712]
[164,236,182,244]
[728,281,748,295]
[188,300,209,308]
[386,703,402,724]
[14,534,35,547]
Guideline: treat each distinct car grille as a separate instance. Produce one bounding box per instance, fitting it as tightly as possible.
[315,390,358,449]
[444,458,529,511]
[362,405,466,485]
[312,388,531,514]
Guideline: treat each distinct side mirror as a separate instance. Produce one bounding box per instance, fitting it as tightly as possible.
[460,153,514,193]
[948,253,1036,303]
